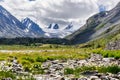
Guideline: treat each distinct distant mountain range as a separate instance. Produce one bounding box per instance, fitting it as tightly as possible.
[1,1,120,45]
[44,23,74,38]
[66,2,120,44]
[0,5,75,38]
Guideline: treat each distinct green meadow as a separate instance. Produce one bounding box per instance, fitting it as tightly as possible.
[0,44,120,79]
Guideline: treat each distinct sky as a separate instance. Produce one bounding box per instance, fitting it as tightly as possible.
[0,0,119,29]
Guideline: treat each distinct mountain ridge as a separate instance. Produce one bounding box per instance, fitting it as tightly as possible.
[22,17,45,37]
[0,5,75,38]
[66,2,120,44]
[0,5,31,38]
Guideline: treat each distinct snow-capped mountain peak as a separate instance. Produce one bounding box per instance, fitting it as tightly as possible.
[0,5,31,38]
[22,17,34,29]
[22,17,45,37]
[48,23,59,29]
[64,22,73,30]
[0,6,76,38]
[44,23,76,38]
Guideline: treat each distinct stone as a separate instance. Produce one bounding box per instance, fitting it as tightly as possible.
[1,54,120,80]
[81,71,98,77]
[78,78,87,80]
[90,76,99,79]
[106,40,120,50]
[70,78,78,80]
[60,77,65,80]
[1,78,12,80]
[90,54,103,61]
[100,76,109,80]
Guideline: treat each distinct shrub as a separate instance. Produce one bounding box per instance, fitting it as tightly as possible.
[32,62,41,69]
[64,65,120,76]
[21,60,31,66]
[98,65,120,74]
[22,57,35,63]
[0,71,16,79]
[24,65,31,72]
[36,57,47,62]
[64,68,74,75]
[32,62,44,74]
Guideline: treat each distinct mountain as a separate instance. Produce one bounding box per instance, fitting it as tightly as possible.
[0,5,31,38]
[64,22,73,30]
[48,23,59,29]
[0,5,75,38]
[66,2,120,44]
[44,23,75,38]
[22,17,45,37]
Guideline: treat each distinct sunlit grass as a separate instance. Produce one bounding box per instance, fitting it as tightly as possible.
[64,65,120,77]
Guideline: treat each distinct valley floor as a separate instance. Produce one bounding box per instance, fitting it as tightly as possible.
[0,44,120,80]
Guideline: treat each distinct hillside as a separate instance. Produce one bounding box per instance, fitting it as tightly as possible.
[66,2,120,45]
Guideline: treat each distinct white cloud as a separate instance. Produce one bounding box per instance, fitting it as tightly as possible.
[0,0,119,29]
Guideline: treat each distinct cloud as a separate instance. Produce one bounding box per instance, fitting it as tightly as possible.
[43,0,98,19]
[40,0,99,28]
[0,0,119,29]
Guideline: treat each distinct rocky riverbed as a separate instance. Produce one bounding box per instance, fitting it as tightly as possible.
[0,54,120,80]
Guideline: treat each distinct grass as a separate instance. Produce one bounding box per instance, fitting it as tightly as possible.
[0,44,119,61]
[0,46,90,77]
[0,44,120,79]
[64,66,96,77]
[0,71,16,79]
[0,71,35,80]
[95,23,106,30]
[80,24,120,49]
[0,47,90,61]
[97,65,120,74]
[0,44,75,50]
[92,48,120,59]
[64,68,74,75]
[0,49,89,68]
[64,65,120,77]
[0,45,120,67]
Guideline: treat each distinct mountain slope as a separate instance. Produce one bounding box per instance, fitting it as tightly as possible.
[0,5,31,38]
[66,2,120,44]
[22,18,45,37]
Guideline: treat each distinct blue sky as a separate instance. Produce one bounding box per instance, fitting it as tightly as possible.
[0,0,119,29]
